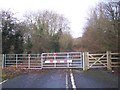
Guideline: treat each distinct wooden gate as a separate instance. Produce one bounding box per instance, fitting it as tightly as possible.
[83,51,120,70]
[88,53,107,69]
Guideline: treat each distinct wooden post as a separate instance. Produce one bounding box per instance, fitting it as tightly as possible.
[107,51,112,71]
[83,52,89,71]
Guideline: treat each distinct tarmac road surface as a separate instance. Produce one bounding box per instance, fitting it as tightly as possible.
[2,69,119,89]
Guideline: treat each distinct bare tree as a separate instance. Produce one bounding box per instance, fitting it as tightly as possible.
[59,31,73,52]
[81,2,119,52]
[23,10,70,53]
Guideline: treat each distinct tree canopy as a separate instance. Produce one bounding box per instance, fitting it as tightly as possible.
[1,1,119,54]
[1,10,72,54]
[74,1,119,52]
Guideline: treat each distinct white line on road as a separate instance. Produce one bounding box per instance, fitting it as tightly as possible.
[70,69,76,89]
[0,79,8,84]
[66,72,68,89]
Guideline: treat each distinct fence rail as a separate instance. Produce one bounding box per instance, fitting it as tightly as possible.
[110,52,120,68]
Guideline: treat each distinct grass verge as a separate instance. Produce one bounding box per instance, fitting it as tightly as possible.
[1,66,51,81]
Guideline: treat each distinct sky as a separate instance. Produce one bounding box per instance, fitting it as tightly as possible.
[0,0,102,38]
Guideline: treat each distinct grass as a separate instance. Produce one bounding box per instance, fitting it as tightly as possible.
[1,67,23,81]
[1,66,51,81]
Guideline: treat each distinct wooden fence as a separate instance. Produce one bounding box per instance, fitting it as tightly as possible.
[83,51,120,70]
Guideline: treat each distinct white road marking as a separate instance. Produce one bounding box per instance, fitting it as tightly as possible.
[0,79,8,84]
[70,69,76,89]
[66,73,68,89]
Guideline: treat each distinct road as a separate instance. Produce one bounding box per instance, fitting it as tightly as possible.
[2,69,119,89]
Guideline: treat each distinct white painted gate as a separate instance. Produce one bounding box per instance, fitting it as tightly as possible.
[41,52,83,68]
[2,52,83,69]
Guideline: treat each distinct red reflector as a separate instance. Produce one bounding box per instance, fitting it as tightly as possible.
[54,53,56,56]
[57,60,60,63]
[64,60,67,63]
[50,60,53,63]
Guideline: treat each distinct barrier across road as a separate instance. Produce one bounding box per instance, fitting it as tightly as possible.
[41,52,83,68]
[2,51,120,70]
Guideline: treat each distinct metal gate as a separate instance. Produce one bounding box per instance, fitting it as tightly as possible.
[41,52,83,68]
[3,54,41,69]
[2,52,83,69]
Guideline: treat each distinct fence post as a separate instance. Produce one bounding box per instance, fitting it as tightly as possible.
[2,54,4,68]
[67,53,69,67]
[41,54,43,69]
[16,54,18,68]
[4,54,6,67]
[53,53,56,67]
[28,54,30,69]
[107,51,112,71]
[37,54,39,66]
[83,52,89,71]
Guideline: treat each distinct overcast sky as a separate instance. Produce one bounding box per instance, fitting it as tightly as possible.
[0,0,104,38]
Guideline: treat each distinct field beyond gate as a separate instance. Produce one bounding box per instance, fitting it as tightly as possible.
[2,51,120,70]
